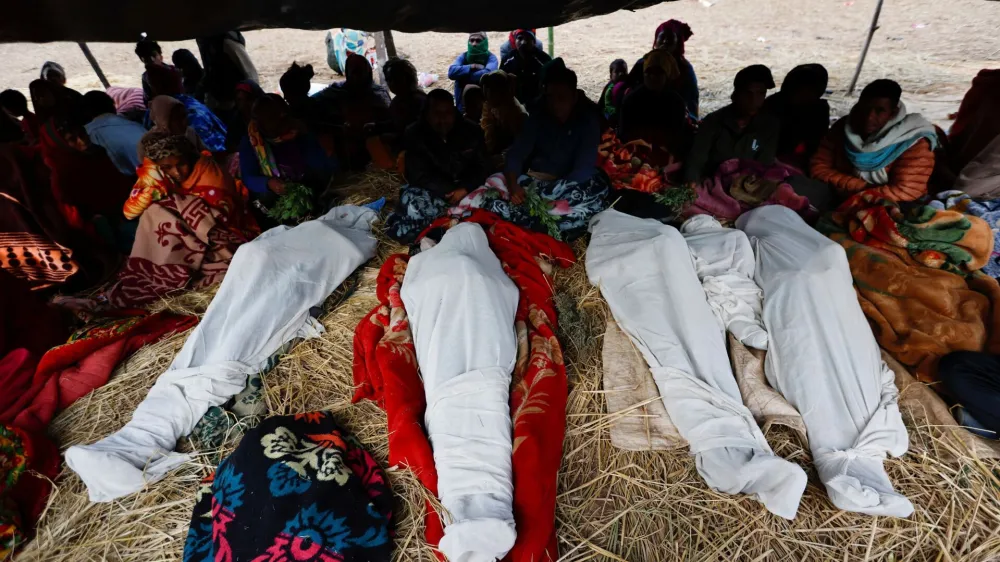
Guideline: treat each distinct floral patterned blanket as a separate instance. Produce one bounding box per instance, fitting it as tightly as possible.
[183,411,393,562]
[353,211,574,561]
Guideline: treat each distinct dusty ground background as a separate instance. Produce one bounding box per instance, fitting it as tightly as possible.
[0,0,997,123]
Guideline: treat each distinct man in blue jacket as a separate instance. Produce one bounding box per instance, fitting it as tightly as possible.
[448,32,498,112]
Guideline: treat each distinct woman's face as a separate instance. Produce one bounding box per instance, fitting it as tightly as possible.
[167,106,188,135]
[654,30,679,54]
[32,89,56,111]
[156,154,193,183]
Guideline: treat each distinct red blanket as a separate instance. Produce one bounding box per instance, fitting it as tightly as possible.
[0,310,197,433]
[353,210,574,561]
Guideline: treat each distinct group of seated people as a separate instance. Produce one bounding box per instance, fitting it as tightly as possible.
[0,22,998,438]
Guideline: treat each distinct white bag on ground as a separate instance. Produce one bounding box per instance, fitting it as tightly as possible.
[401,223,519,562]
[586,210,806,519]
[66,205,378,502]
[680,215,768,350]
[737,205,913,518]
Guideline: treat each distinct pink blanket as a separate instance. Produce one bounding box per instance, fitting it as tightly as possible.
[685,158,811,221]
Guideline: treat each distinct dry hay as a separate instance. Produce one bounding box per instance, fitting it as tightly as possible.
[16,173,1000,562]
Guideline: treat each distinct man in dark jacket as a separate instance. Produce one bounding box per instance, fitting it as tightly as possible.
[683,64,780,183]
[499,29,552,106]
[403,89,492,204]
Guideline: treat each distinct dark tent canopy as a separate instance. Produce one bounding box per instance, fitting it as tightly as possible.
[3,0,671,43]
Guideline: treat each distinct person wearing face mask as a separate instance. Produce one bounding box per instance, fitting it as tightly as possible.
[448,32,498,113]
[499,29,552,106]
[385,89,491,242]
[811,79,937,202]
[683,64,780,184]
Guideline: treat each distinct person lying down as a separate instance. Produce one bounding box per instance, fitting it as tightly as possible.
[400,222,519,562]
[586,209,807,519]
[737,206,913,517]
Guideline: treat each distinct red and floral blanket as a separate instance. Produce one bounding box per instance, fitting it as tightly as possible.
[353,210,574,561]
[0,309,197,433]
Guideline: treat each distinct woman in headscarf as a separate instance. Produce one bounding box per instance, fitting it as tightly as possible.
[480,70,528,157]
[40,62,67,86]
[239,94,337,209]
[628,20,699,118]
[109,133,257,306]
[762,64,830,171]
[447,32,499,112]
[313,53,391,170]
[138,95,209,159]
[144,64,228,153]
[28,79,81,127]
[618,50,694,160]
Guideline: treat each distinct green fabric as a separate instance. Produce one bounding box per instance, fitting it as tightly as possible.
[467,34,490,66]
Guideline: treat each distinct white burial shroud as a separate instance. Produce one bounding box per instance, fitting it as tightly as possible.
[66,205,378,502]
[401,223,519,562]
[737,205,913,517]
[586,209,807,519]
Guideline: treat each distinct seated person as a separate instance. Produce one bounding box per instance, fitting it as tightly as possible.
[76,91,147,176]
[313,53,392,170]
[145,64,229,153]
[762,64,830,171]
[618,49,693,162]
[224,80,264,153]
[135,38,177,105]
[38,111,133,234]
[29,78,82,127]
[499,29,543,60]
[112,133,258,306]
[40,61,68,86]
[447,32,498,113]
[364,57,427,165]
[240,95,337,204]
[104,86,147,121]
[683,65,779,183]
[499,29,552,106]
[385,89,491,242]
[598,59,629,127]
[480,70,528,156]
[947,69,1000,182]
[811,79,937,202]
[463,85,484,123]
[0,89,40,143]
[172,49,205,100]
[627,21,699,119]
[495,59,609,239]
[938,352,1000,440]
[139,96,209,160]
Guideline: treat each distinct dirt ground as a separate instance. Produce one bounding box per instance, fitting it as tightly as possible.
[0,0,997,121]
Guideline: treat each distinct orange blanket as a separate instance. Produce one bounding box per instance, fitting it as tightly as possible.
[821,197,1000,384]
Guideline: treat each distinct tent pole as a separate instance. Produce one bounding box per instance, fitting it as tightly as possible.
[374,31,389,85]
[547,27,554,57]
[847,0,884,95]
[77,42,111,89]
[382,30,398,59]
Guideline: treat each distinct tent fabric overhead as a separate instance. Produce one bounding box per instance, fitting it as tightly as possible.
[3,0,673,43]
